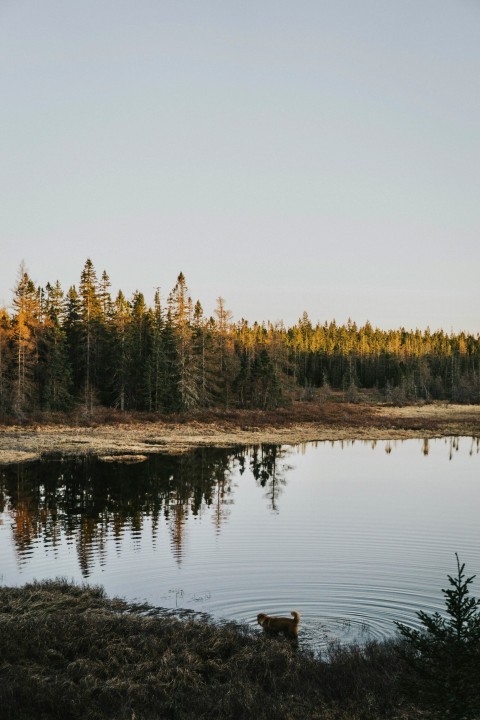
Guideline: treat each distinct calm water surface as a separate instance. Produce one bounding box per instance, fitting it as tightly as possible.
[1,437,479,649]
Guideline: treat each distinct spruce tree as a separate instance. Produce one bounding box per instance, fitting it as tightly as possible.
[128,291,149,409]
[99,270,113,319]
[0,307,12,413]
[250,348,281,409]
[11,264,42,415]
[396,555,480,719]
[213,296,238,407]
[168,274,202,410]
[145,289,167,412]
[78,259,102,412]
[110,290,131,411]
[64,285,83,400]
[161,309,181,411]
[39,281,73,410]
[192,303,219,408]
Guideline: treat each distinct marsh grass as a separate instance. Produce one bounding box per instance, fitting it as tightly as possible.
[2,401,480,466]
[2,395,476,431]
[0,580,423,720]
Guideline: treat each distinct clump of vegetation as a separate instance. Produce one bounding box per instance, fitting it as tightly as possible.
[396,554,480,719]
[4,560,479,720]
[0,580,413,720]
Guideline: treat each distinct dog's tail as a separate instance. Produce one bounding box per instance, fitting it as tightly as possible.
[291,610,300,624]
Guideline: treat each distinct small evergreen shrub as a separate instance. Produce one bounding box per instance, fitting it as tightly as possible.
[396,554,480,719]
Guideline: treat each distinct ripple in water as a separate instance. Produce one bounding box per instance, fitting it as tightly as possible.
[0,437,479,650]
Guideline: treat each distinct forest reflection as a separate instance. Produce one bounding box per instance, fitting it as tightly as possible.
[1,437,477,578]
[0,445,288,576]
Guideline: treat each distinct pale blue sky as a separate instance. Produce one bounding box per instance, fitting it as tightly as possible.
[1,0,479,332]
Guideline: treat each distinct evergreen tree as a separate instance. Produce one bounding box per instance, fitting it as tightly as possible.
[64,285,83,399]
[233,348,281,409]
[78,259,102,412]
[96,269,115,403]
[250,348,282,409]
[213,296,238,407]
[11,264,42,415]
[99,270,113,320]
[127,291,149,409]
[110,290,131,411]
[192,303,219,408]
[168,274,202,410]
[396,555,480,719]
[39,281,73,410]
[145,290,167,412]
[161,309,181,411]
[233,349,252,407]
[0,307,12,413]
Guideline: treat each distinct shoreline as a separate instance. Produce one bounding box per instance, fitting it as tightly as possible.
[1,402,480,465]
[0,579,411,719]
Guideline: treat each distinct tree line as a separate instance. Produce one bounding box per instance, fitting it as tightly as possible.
[0,259,479,416]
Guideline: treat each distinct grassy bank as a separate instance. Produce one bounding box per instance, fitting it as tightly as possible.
[0,580,417,720]
[1,400,480,465]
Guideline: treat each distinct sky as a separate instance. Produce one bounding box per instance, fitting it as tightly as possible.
[1,0,479,333]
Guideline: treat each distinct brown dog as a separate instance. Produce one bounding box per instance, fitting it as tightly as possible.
[257,610,300,638]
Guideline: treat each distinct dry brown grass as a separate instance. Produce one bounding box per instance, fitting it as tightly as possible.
[0,580,420,720]
[1,400,479,465]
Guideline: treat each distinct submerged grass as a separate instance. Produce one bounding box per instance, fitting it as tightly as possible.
[0,580,421,720]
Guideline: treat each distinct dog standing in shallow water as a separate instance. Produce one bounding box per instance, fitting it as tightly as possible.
[257,610,300,639]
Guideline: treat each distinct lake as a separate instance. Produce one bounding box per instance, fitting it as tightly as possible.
[1,436,479,650]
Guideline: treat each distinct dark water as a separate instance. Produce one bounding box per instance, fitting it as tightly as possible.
[1,437,479,649]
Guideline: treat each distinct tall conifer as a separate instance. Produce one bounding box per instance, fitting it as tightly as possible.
[39,281,73,410]
[111,290,131,411]
[168,274,202,410]
[11,264,41,415]
[64,286,83,399]
[145,290,168,412]
[78,259,102,412]
[0,307,12,413]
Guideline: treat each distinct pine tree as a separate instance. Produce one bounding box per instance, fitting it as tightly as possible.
[64,285,83,399]
[39,281,73,410]
[161,310,181,411]
[98,270,113,320]
[233,349,252,407]
[145,289,167,412]
[0,307,13,413]
[110,290,131,411]
[78,259,102,412]
[192,304,219,408]
[168,274,202,410]
[127,291,149,409]
[250,348,281,409]
[11,264,42,415]
[213,296,238,407]
[396,554,480,719]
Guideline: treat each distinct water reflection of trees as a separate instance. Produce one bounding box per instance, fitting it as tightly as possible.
[2,438,475,576]
[248,445,290,512]
[0,449,235,575]
[365,437,479,458]
[0,445,289,575]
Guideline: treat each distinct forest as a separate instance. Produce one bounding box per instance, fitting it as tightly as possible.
[0,259,479,417]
